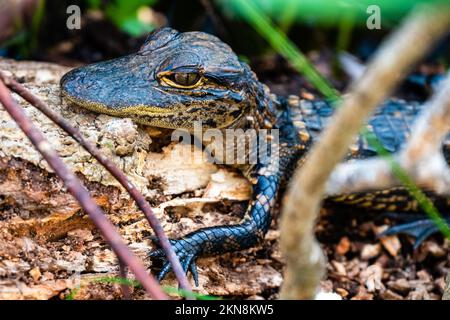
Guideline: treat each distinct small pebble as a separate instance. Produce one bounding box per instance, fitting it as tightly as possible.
[29,267,41,282]
[360,244,381,260]
[336,236,351,256]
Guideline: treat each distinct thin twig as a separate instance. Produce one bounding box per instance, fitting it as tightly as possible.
[0,78,167,300]
[119,260,132,300]
[0,72,192,295]
[279,3,450,299]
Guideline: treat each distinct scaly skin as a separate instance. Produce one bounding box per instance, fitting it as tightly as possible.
[60,28,450,285]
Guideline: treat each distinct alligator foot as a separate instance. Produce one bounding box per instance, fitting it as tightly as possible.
[380,215,450,249]
[149,237,200,286]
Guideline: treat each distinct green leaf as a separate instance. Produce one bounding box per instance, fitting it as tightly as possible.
[121,18,155,37]
[87,0,102,9]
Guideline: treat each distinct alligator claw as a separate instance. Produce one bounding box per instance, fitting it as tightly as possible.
[149,238,200,286]
[189,261,199,287]
[148,247,164,258]
[380,218,450,249]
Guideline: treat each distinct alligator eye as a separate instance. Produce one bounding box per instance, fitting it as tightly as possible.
[173,73,200,87]
[159,72,202,89]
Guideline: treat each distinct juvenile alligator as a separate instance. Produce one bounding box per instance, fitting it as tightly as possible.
[60,28,450,285]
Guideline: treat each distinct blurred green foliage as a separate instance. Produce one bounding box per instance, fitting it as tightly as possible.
[1,0,158,57]
[2,0,46,58]
[87,0,157,37]
[219,0,448,27]
[228,0,339,99]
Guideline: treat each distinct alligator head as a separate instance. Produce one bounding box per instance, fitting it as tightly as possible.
[60,27,266,130]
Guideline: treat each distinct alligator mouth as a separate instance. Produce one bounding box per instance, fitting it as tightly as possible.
[61,90,178,117]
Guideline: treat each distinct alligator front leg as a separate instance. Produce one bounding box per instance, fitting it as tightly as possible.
[149,172,280,286]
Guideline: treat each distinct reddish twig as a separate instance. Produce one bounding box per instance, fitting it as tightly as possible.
[119,260,132,300]
[0,78,167,300]
[0,72,192,294]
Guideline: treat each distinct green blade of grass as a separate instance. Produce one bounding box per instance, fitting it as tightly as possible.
[336,11,356,53]
[65,287,80,300]
[29,0,46,53]
[229,0,339,100]
[93,276,141,287]
[162,286,221,300]
[91,276,219,300]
